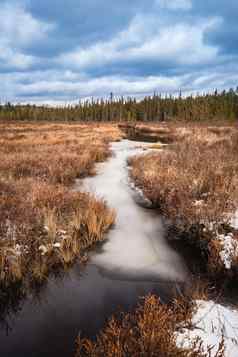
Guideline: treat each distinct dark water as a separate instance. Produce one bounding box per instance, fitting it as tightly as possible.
[0,140,189,357]
[0,264,184,357]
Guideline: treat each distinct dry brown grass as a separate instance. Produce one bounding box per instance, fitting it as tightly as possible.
[75,293,221,357]
[120,121,238,144]
[119,123,177,143]
[0,122,120,285]
[129,125,238,277]
[0,122,121,184]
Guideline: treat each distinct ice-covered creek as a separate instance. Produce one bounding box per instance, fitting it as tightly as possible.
[0,140,189,357]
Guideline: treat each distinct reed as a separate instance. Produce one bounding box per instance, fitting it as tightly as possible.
[130,125,238,277]
[75,293,223,357]
[0,122,120,286]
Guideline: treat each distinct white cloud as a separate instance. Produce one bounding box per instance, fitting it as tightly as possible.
[59,15,220,70]
[0,3,54,47]
[1,64,237,105]
[0,46,35,70]
[0,3,54,69]
[16,75,182,97]
[0,69,184,101]
[0,2,233,104]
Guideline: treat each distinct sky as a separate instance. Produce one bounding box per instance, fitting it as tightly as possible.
[1,0,238,104]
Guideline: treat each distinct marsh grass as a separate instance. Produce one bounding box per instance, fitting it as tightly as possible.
[75,292,224,357]
[129,125,238,277]
[0,122,120,286]
[119,123,177,143]
[0,179,116,285]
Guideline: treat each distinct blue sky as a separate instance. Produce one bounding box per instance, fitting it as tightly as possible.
[1,0,238,104]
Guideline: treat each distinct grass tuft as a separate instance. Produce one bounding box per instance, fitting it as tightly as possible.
[75,293,218,357]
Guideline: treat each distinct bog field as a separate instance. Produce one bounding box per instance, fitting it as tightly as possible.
[0,119,237,357]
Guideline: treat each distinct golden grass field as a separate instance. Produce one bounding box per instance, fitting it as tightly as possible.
[0,121,237,356]
[0,122,121,285]
[75,122,237,357]
[126,123,238,277]
[1,121,237,282]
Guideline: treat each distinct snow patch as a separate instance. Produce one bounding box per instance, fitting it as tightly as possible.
[217,233,238,269]
[14,243,22,257]
[231,210,238,230]
[192,199,205,207]
[129,179,153,208]
[53,242,61,248]
[39,244,48,256]
[176,300,238,357]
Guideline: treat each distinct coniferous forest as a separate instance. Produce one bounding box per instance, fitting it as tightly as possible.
[1,88,238,122]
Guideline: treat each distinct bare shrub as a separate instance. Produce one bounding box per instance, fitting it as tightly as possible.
[75,294,211,357]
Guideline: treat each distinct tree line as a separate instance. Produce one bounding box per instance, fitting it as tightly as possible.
[0,88,237,122]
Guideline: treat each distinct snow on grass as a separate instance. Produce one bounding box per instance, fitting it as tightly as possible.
[218,233,238,270]
[176,300,238,356]
[231,210,238,230]
[39,244,48,256]
[215,209,238,270]
[53,242,61,248]
[203,209,238,270]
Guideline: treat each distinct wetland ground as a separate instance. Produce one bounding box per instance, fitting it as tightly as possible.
[0,121,237,356]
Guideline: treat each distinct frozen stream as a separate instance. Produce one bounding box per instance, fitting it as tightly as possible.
[0,140,188,357]
[82,140,188,282]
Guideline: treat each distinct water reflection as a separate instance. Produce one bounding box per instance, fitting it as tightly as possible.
[0,140,189,357]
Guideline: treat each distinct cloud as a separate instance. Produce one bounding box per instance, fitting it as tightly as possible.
[59,15,220,73]
[17,75,182,98]
[0,0,237,103]
[0,2,54,70]
[2,62,238,105]
[0,3,54,47]
[0,48,35,70]
[0,69,183,102]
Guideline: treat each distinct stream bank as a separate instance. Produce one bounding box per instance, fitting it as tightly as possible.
[0,140,189,357]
